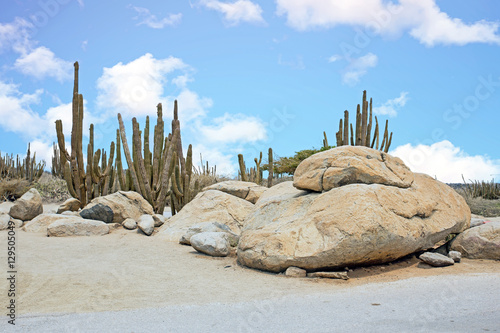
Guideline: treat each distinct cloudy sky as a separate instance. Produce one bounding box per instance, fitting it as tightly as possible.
[1,0,499,182]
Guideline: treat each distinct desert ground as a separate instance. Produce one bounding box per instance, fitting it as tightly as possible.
[0,202,499,332]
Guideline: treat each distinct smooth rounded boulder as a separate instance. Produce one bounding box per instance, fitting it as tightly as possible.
[238,151,470,273]
[293,146,414,192]
[9,188,43,221]
[451,222,500,259]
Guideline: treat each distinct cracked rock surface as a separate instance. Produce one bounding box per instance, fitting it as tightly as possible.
[238,147,470,273]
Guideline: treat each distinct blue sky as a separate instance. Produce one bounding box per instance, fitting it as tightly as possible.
[1,0,500,182]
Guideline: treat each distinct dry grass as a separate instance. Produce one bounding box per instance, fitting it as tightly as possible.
[0,179,31,201]
[32,172,71,203]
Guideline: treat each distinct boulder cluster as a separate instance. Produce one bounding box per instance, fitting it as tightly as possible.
[2,146,498,277]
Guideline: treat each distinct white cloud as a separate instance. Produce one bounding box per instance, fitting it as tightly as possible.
[373,92,408,117]
[198,113,267,144]
[342,52,378,86]
[96,53,188,119]
[0,81,45,137]
[0,17,34,54]
[199,0,265,26]
[192,144,237,176]
[391,140,500,183]
[276,0,500,46]
[130,6,182,28]
[328,55,341,63]
[278,54,305,70]
[14,46,73,82]
[81,40,88,51]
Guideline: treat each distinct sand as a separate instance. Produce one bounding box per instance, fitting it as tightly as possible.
[0,202,499,317]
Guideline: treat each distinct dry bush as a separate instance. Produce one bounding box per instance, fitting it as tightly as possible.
[32,172,70,203]
[0,179,31,201]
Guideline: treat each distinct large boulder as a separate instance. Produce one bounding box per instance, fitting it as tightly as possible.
[451,222,500,259]
[47,218,109,237]
[23,214,69,233]
[9,188,43,221]
[82,191,154,224]
[157,190,254,241]
[203,181,267,204]
[238,149,470,272]
[293,146,414,192]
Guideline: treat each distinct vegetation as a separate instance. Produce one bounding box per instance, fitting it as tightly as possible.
[263,146,334,176]
[1,144,45,182]
[54,62,211,215]
[455,176,500,217]
[324,90,393,152]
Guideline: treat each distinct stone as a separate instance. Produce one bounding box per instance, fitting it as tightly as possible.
[448,251,462,263]
[293,146,414,192]
[179,222,236,246]
[419,252,455,267]
[10,218,23,228]
[470,218,485,228]
[107,223,121,232]
[80,203,114,223]
[82,191,154,224]
[137,214,155,236]
[61,211,80,216]
[190,232,230,257]
[285,267,307,278]
[203,181,267,204]
[307,272,349,280]
[122,218,138,230]
[153,214,166,227]
[9,188,43,221]
[0,213,10,230]
[238,172,470,273]
[157,190,254,241]
[451,222,500,260]
[23,214,70,233]
[47,218,109,237]
[56,198,81,214]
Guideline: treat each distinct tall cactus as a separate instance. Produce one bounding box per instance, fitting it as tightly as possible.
[332,90,393,153]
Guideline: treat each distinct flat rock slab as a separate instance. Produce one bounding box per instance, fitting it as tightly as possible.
[23,214,71,233]
[419,252,455,267]
[451,222,500,260]
[293,146,414,192]
[203,181,267,204]
[47,219,109,237]
[307,272,349,280]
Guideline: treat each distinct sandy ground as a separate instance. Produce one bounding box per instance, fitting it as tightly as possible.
[0,202,499,330]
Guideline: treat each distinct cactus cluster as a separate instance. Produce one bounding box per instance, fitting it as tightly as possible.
[237,149,274,188]
[324,90,393,153]
[0,144,45,182]
[55,62,200,214]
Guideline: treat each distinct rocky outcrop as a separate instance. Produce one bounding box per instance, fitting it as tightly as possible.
[293,146,414,192]
[56,198,81,214]
[451,222,500,259]
[47,218,109,237]
[238,147,470,273]
[9,188,43,221]
[203,181,267,204]
[157,190,254,241]
[82,191,154,224]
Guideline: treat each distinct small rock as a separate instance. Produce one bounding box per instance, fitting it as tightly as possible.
[108,223,121,232]
[153,214,166,227]
[179,222,237,246]
[9,188,43,221]
[190,232,230,257]
[47,219,109,237]
[10,218,23,228]
[56,198,81,214]
[307,272,349,280]
[80,203,114,223]
[470,218,485,228]
[137,215,155,236]
[0,214,10,230]
[448,251,462,263]
[419,252,455,267]
[285,267,307,278]
[123,218,138,230]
